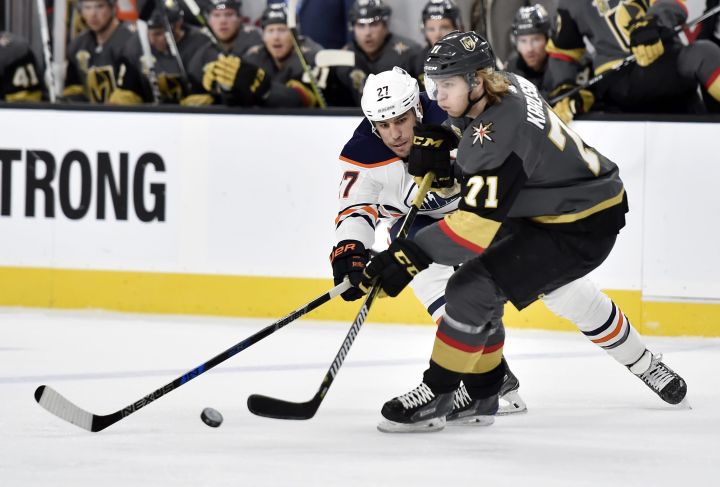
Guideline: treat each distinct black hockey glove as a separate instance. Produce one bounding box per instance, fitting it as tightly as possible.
[549,83,595,124]
[203,54,271,106]
[628,15,668,67]
[330,240,369,301]
[359,238,432,298]
[408,124,458,189]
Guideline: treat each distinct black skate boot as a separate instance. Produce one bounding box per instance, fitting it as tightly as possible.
[447,383,498,425]
[497,361,527,415]
[629,350,688,405]
[377,382,454,433]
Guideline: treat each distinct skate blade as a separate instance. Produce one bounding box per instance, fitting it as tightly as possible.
[447,415,495,426]
[377,417,446,433]
[496,391,528,416]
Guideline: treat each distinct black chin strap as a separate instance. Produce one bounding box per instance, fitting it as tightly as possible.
[460,89,486,118]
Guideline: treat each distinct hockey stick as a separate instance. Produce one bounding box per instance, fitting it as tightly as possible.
[315,49,355,68]
[35,0,57,102]
[136,19,163,104]
[34,279,352,432]
[247,172,436,420]
[157,1,192,94]
[548,4,720,106]
[180,0,222,48]
[287,0,328,108]
[139,0,192,95]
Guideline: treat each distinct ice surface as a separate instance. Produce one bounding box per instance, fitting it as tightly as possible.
[1,308,718,486]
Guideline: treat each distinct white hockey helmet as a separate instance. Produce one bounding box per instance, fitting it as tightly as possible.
[361,67,422,124]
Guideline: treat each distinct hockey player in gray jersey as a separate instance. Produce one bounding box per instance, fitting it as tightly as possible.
[413,0,463,89]
[336,0,422,105]
[109,0,211,104]
[242,3,322,108]
[181,0,268,106]
[359,32,687,432]
[333,66,526,416]
[0,32,43,102]
[505,4,554,96]
[64,0,136,103]
[547,0,720,121]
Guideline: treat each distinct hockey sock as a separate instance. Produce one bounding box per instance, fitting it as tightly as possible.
[462,361,505,399]
[423,360,462,394]
[543,278,646,366]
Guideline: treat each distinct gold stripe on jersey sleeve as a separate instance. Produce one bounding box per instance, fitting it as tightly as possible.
[442,210,501,252]
[108,88,143,105]
[62,84,85,97]
[530,188,625,224]
[5,90,42,102]
[546,39,585,63]
[595,58,625,75]
[181,94,214,106]
[431,338,504,373]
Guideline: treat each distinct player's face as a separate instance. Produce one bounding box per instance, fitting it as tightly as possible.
[431,75,472,117]
[374,110,418,158]
[209,8,241,43]
[80,0,115,32]
[516,33,548,70]
[263,24,293,61]
[423,18,456,47]
[353,20,389,57]
[148,27,168,53]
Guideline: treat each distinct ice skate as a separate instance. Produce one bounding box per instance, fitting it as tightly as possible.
[377,382,454,433]
[447,384,497,426]
[629,350,688,406]
[497,364,527,415]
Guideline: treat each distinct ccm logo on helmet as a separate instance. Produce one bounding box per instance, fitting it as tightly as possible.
[413,136,444,148]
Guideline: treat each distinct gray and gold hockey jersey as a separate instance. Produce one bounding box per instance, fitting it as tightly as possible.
[336,33,422,105]
[64,23,136,103]
[0,32,43,102]
[547,0,688,85]
[415,73,627,266]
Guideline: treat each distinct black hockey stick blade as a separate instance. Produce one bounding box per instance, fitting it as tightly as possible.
[247,391,323,420]
[34,280,351,432]
[247,173,435,420]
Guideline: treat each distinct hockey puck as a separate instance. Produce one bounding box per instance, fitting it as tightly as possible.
[201,407,223,428]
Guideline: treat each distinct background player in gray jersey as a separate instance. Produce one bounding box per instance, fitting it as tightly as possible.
[547,0,720,122]
[413,0,463,89]
[359,32,687,433]
[242,3,322,108]
[504,4,554,96]
[64,0,135,103]
[0,32,44,102]
[336,0,422,105]
[110,0,211,104]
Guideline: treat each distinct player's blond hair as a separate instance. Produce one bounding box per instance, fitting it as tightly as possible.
[475,68,510,105]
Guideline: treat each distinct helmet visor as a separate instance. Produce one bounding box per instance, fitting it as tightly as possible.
[424,73,471,101]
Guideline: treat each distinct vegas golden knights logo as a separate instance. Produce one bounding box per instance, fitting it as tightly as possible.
[460,35,476,51]
[87,66,117,103]
[158,74,184,102]
[598,0,649,51]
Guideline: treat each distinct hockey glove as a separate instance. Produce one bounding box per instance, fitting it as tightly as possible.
[202,54,270,105]
[628,15,666,67]
[408,124,458,189]
[286,79,318,107]
[359,238,432,298]
[550,84,595,124]
[330,240,369,301]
